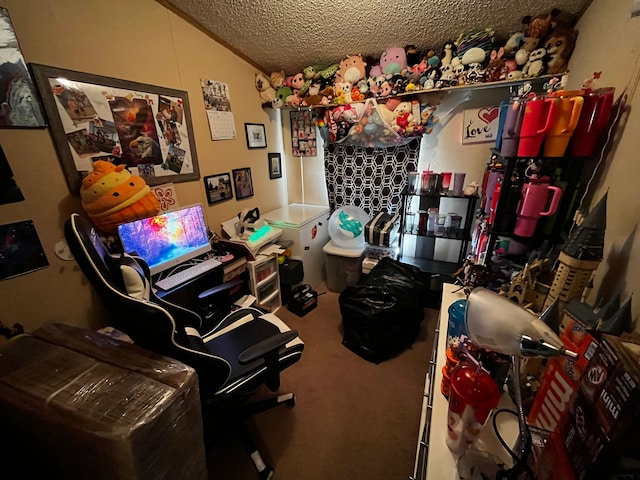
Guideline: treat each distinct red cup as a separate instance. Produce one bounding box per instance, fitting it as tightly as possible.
[440,172,452,191]
[568,87,615,157]
[517,95,557,157]
[445,363,501,458]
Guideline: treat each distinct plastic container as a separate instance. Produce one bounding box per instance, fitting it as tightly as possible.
[323,239,365,293]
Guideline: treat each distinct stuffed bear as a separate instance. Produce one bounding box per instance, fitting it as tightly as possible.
[255,72,276,106]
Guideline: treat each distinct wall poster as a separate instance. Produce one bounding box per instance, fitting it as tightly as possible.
[462,106,500,144]
[290,110,317,157]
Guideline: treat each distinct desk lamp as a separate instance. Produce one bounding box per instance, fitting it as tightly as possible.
[464,287,578,479]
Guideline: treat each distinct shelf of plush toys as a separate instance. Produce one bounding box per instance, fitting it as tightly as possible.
[283,74,560,149]
[253,9,579,148]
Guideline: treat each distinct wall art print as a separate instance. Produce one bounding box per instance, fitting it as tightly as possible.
[30,64,200,193]
[461,106,500,144]
[0,7,46,127]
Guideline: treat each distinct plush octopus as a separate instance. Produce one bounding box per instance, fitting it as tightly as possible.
[80,160,160,233]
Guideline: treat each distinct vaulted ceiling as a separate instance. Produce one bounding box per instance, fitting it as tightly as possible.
[161,0,592,75]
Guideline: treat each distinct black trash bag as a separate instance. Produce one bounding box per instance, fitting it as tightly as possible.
[339,257,426,363]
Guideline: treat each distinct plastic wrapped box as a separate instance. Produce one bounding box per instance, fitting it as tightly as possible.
[0,323,207,480]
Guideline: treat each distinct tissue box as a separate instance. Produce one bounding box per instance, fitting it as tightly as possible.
[365,211,399,247]
[0,323,207,480]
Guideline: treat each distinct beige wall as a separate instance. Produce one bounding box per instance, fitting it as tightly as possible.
[0,0,290,331]
[566,0,640,327]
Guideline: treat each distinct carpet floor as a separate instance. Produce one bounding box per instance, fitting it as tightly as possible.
[206,281,440,480]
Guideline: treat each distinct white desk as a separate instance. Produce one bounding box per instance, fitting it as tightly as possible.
[412,283,519,480]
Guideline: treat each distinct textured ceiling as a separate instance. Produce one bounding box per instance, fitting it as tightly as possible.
[162,0,592,75]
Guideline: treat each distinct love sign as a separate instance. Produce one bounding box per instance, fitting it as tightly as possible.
[462,106,500,144]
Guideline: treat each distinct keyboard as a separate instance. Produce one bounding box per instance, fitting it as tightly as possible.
[155,257,222,291]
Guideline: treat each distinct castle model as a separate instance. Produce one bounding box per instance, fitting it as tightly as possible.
[543,193,607,311]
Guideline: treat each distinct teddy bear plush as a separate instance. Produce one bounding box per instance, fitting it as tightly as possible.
[255,72,276,106]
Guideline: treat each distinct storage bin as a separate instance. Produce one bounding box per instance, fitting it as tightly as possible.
[323,240,364,293]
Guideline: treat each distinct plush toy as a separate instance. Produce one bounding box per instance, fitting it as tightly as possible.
[286,72,305,94]
[255,72,276,106]
[523,9,560,42]
[377,47,408,76]
[270,71,286,89]
[391,101,415,134]
[405,45,421,68]
[80,160,160,234]
[461,47,487,85]
[545,28,578,74]
[455,29,495,59]
[522,47,547,77]
[420,104,439,134]
[484,48,505,82]
[441,43,455,67]
[275,86,292,108]
[451,57,466,85]
[335,55,367,85]
[504,32,525,55]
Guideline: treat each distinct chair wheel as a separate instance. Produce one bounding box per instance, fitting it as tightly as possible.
[259,464,274,480]
[286,394,296,407]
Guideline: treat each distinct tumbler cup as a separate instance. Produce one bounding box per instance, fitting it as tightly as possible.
[445,363,501,458]
[517,94,557,157]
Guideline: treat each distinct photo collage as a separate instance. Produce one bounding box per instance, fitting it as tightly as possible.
[290,110,317,157]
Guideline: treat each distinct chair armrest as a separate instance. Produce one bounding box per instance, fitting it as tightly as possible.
[238,330,299,365]
[198,277,244,300]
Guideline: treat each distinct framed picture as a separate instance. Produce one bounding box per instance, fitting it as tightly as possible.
[0,8,46,128]
[203,172,233,205]
[244,123,266,149]
[30,63,200,194]
[232,167,254,200]
[268,152,282,179]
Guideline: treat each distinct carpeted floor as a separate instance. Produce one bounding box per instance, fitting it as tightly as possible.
[206,282,440,480]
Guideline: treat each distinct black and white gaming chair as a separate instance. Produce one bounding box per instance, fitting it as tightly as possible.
[65,213,304,479]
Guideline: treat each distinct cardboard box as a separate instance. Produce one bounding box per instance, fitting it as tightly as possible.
[527,321,598,433]
[365,211,399,247]
[0,323,207,480]
[558,334,640,479]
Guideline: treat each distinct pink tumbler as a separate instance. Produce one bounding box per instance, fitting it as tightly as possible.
[517,94,557,157]
[514,183,563,237]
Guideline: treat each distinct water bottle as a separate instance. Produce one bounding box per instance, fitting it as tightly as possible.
[447,299,468,348]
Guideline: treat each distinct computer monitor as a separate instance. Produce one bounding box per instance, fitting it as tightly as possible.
[117,204,211,275]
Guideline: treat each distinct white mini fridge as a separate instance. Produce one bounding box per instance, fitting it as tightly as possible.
[263,203,330,289]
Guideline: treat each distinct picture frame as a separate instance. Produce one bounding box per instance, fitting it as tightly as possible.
[268,152,282,179]
[203,172,233,205]
[244,123,267,149]
[0,8,46,128]
[232,167,254,200]
[30,63,200,194]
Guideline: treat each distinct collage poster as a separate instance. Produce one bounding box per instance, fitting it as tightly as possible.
[290,110,317,157]
[46,77,195,182]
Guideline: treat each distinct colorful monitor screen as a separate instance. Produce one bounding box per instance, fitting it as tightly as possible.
[117,204,211,275]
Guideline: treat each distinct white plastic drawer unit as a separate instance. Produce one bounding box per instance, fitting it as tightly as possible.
[248,254,281,312]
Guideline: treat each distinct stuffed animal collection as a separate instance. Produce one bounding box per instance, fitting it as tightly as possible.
[254,8,578,111]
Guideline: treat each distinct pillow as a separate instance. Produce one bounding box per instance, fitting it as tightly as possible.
[118,254,150,301]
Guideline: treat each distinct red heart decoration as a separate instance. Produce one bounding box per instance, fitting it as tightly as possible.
[478,107,499,124]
